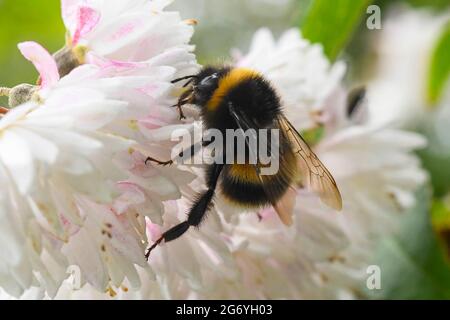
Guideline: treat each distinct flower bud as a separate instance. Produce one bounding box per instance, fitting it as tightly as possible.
[8,83,38,107]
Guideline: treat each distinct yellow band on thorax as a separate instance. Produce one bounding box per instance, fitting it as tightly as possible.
[206,68,261,111]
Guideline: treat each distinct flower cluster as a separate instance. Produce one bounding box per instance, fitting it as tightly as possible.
[0,1,428,299]
[0,0,197,297]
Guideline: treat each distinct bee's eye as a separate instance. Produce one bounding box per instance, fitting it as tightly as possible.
[199,73,218,87]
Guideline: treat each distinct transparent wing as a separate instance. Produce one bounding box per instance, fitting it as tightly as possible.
[277,114,343,211]
[229,102,296,225]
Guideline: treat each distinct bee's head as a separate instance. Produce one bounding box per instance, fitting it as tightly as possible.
[172,66,230,109]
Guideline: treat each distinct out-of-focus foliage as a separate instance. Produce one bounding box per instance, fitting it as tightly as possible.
[0,0,65,105]
[376,0,450,10]
[419,146,450,198]
[301,0,373,61]
[431,198,450,264]
[405,0,450,10]
[427,23,450,105]
[432,198,450,232]
[169,0,304,64]
[366,188,450,299]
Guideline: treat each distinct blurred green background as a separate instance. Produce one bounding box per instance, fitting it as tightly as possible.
[0,0,449,299]
[0,1,64,95]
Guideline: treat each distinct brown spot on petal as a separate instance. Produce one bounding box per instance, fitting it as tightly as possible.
[328,254,346,263]
[387,192,403,212]
[101,244,106,252]
[121,285,129,292]
[105,222,113,228]
[184,18,198,25]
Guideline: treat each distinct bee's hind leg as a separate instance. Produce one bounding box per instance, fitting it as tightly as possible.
[145,163,224,260]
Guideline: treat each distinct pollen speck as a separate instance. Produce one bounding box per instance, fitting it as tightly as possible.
[128,120,139,131]
[107,286,117,297]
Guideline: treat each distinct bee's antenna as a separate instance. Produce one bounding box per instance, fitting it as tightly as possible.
[182,78,196,88]
[171,75,198,84]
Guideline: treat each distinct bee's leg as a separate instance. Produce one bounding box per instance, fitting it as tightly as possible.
[145,163,224,260]
[176,139,214,162]
[144,156,173,166]
[171,89,194,120]
[171,102,186,120]
[146,139,213,167]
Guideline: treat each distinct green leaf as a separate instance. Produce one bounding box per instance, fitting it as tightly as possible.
[427,22,450,105]
[301,0,373,61]
[365,188,450,299]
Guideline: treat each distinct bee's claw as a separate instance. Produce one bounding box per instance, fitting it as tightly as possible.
[145,157,173,166]
[169,103,186,120]
[145,237,163,260]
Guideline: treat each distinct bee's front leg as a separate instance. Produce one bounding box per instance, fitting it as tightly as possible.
[171,88,194,120]
[170,100,187,120]
[175,104,186,120]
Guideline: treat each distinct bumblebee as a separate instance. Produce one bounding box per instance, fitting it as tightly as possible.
[145,66,342,259]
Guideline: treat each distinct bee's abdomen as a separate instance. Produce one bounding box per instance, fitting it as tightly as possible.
[220,157,296,208]
[220,174,271,207]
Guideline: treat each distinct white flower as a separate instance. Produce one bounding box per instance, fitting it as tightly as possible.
[57,28,426,300]
[0,41,141,297]
[367,5,450,128]
[234,28,346,130]
[187,29,427,299]
[61,0,196,71]
[0,0,200,298]
[1,10,429,299]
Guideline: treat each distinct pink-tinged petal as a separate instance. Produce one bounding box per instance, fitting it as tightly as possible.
[72,6,101,45]
[61,0,79,29]
[86,52,143,71]
[113,181,146,214]
[146,221,162,242]
[138,116,169,130]
[18,41,59,89]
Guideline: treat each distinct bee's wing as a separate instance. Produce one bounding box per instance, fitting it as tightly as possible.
[228,102,296,225]
[276,115,343,211]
